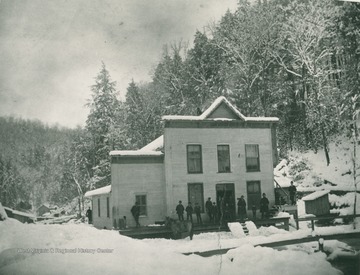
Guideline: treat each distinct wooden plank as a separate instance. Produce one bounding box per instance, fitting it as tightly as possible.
[297,214,360,222]
[184,232,360,257]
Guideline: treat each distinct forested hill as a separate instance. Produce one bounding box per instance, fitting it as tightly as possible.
[0,117,80,209]
[1,0,360,214]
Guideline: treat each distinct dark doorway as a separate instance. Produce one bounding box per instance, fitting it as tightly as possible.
[216,183,236,221]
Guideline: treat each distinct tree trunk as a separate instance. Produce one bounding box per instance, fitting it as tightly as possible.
[315,75,330,166]
[73,175,84,217]
[321,123,330,166]
[353,120,358,229]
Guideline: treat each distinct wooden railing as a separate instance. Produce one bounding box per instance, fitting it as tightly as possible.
[253,216,290,231]
[296,214,360,230]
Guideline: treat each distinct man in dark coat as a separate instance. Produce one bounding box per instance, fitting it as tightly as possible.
[237,195,247,222]
[259,193,269,219]
[186,202,193,222]
[176,200,184,221]
[205,197,213,222]
[289,181,297,205]
[194,203,202,225]
[131,202,141,227]
[86,207,92,224]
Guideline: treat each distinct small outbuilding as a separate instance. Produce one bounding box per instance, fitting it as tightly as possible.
[84,185,112,229]
[37,204,51,216]
[3,207,36,223]
[302,190,330,216]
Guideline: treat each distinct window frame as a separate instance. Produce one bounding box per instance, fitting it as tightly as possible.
[217,144,231,173]
[246,181,261,210]
[135,194,147,216]
[187,183,204,213]
[245,144,260,172]
[186,144,203,174]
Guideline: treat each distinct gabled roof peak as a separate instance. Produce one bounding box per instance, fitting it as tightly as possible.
[198,96,246,120]
[162,96,279,122]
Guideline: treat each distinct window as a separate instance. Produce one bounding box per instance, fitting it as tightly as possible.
[98,198,100,217]
[217,145,231,172]
[106,197,110,218]
[188,183,204,212]
[136,195,147,216]
[246,181,261,210]
[187,145,202,173]
[245,144,260,172]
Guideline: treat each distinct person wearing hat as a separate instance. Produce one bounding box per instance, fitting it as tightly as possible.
[289,181,297,205]
[259,193,269,219]
[176,200,184,221]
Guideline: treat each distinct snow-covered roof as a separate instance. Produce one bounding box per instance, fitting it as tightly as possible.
[162,96,278,122]
[302,190,330,201]
[109,150,163,156]
[37,204,50,210]
[162,115,201,121]
[245,117,279,122]
[110,136,164,157]
[3,207,36,218]
[139,135,164,151]
[199,96,247,120]
[84,185,111,198]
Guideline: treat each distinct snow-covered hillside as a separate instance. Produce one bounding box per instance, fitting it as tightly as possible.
[275,139,358,191]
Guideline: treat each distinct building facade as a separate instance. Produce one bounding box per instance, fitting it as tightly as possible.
[87,96,279,228]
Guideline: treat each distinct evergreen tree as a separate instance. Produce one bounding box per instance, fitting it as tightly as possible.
[85,62,122,188]
[124,81,164,149]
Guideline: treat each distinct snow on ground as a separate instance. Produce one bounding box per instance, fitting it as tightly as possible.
[1,217,358,275]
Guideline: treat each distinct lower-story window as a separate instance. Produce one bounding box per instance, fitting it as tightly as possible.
[247,181,261,210]
[188,183,204,212]
[136,194,147,216]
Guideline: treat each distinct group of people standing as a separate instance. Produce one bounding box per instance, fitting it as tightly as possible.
[175,201,203,224]
[176,196,251,225]
[205,198,220,224]
[129,191,276,228]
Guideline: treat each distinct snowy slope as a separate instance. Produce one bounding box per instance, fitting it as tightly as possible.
[275,139,358,192]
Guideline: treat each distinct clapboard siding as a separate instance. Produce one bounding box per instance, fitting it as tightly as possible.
[164,127,275,217]
[111,162,166,227]
[92,194,112,229]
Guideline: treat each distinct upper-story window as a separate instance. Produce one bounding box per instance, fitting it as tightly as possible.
[187,145,203,173]
[245,144,260,172]
[217,145,231,173]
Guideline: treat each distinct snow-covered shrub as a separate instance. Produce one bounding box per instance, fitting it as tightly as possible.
[288,156,310,176]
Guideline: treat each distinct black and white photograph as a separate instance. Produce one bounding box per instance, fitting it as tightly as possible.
[0,0,360,274]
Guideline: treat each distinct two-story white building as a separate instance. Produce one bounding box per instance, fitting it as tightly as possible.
[85,96,279,229]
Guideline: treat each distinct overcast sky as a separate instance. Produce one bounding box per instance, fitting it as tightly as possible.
[0,0,238,128]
